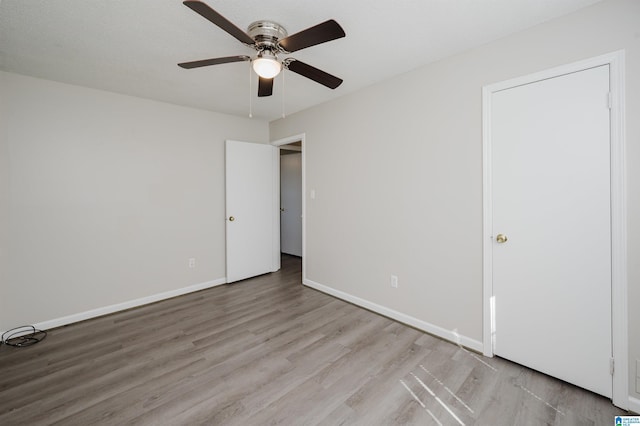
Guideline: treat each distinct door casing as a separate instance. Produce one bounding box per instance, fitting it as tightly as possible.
[482,51,627,408]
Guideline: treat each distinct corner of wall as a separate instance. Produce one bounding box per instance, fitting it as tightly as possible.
[0,72,10,331]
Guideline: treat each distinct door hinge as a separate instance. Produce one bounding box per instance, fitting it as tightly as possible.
[607,92,613,109]
[609,358,615,375]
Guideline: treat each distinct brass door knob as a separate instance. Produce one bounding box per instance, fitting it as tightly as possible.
[229,216,235,222]
[496,234,508,243]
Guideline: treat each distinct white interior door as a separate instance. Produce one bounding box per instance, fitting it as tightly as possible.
[280,152,302,257]
[226,140,279,283]
[491,65,612,397]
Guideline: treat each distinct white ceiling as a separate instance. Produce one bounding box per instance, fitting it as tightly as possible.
[0,0,602,121]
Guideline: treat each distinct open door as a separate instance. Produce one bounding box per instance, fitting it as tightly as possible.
[225,140,280,283]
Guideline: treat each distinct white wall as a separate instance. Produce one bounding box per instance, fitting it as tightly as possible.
[0,71,269,330]
[270,0,640,401]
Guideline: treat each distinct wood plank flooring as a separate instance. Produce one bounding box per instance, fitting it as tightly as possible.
[0,255,629,425]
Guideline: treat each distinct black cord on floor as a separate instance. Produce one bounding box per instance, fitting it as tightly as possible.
[1,325,47,348]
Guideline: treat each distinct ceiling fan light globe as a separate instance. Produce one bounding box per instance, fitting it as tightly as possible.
[253,57,282,79]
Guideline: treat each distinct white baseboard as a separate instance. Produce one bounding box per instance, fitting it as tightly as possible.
[629,396,640,414]
[303,278,484,353]
[2,278,226,336]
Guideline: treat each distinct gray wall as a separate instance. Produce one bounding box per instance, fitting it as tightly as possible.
[0,71,269,329]
[270,0,640,399]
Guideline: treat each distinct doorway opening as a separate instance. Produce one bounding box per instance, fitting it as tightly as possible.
[272,133,306,281]
[279,141,302,258]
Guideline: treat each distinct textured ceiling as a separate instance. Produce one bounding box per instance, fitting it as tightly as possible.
[0,0,602,121]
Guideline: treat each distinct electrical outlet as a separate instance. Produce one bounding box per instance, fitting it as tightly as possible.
[390,275,398,288]
[188,258,196,268]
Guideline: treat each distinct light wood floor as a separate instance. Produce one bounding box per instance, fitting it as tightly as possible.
[0,255,628,425]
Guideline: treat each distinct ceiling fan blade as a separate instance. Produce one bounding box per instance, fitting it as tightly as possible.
[178,55,250,69]
[183,1,254,45]
[277,20,345,53]
[286,60,343,89]
[258,77,274,97]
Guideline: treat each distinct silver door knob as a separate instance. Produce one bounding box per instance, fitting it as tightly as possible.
[496,234,508,243]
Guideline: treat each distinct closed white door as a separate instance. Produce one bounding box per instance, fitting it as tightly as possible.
[225,140,278,283]
[280,152,302,256]
[491,65,612,397]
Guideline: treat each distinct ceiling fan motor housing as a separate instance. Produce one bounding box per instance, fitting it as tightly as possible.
[248,21,288,51]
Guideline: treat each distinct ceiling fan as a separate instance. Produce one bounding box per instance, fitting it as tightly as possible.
[178,1,345,97]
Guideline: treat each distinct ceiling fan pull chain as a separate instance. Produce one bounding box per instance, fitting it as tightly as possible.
[281,68,286,118]
[249,60,253,118]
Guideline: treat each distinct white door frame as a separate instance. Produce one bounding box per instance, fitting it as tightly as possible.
[482,51,627,408]
[271,133,306,280]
